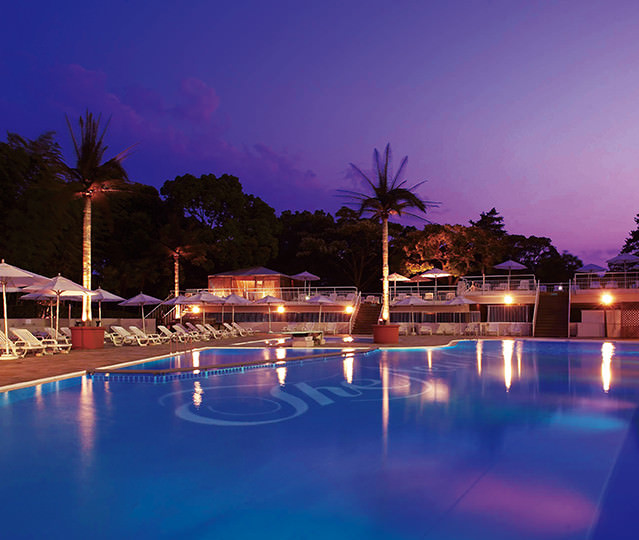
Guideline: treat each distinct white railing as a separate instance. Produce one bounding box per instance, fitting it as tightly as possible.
[573,271,639,292]
[187,285,358,303]
[457,274,537,294]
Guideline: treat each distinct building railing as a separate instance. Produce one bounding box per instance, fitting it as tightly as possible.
[572,271,639,292]
[187,285,358,303]
[457,274,538,294]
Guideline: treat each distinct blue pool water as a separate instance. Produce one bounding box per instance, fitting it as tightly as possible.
[1,340,639,539]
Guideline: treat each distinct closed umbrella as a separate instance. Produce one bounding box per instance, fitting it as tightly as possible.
[0,260,48,358]
[119,293,163,333]
[255,295,286,332]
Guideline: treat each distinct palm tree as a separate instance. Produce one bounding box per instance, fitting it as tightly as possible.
[65,111,132,322]
[340,144,436,323]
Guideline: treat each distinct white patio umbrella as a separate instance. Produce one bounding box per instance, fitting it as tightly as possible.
[494,260,527,287]
[577,263,606,273]
[291,271,320,295]
[223,294,252,323]
[307,294,335,326]
[27,274,94,338]
[0,260,48,358]
[411,268,452,296]
[606,253,639,272]
[119,293,163,333]
[383,272,410,297]
[255,295,286,332]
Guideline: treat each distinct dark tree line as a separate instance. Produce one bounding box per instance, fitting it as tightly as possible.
[1,131,583,301]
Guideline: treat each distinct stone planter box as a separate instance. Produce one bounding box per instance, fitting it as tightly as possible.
[373,324,399,344]
[70,326,105,349]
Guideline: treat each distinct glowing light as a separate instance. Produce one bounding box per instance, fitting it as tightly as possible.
[476,340,483,375]
[516,340,523,378]
[191,305,200,314]
[275,347,286,360]
[342,347,356,353]
[343,356,353,384]
[504,294,513,305]
[343,336,354,343]
[602,342,614,392]
[305,295,310,301]
[601,293,614,306]
[345,305,354,314]
[192,350,200,374]
[276,305,285,314]
[277,338,286,344]
[503,339,514,391]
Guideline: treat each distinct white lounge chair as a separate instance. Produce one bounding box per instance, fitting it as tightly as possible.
[0,330,27,358]
[223,322,241,336]
[185,322,212,340]
[233,322,255,335]
[173,323,202,340]
[11,328,58,355]
[129,326,166,345]
[42,327,73,353]
[418,325,432,335]
[203,323,230,339]
[157,325,187,342]
[111,326,145,346]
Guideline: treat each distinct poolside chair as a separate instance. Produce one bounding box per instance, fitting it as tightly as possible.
[129,326,166,345]
[111,326,145,346]
[221,322,240,336]
[11,328,58,355]
[398,323,410,336]
[185,322,212,340]
[41,327,73,353]
[463,323,479,336]
[104,329,125,346]
[0,330,27,358]
[233,322,255,335]
[195,323,218,339]
[418,325,432,335]
[203,323,231,339]
[157,325,187,342]
[173,323,202,341]
[60,327,73,339]
[484,323,500,336]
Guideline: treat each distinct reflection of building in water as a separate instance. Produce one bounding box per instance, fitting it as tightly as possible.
[192,350,200,374]
[601,342,613,393]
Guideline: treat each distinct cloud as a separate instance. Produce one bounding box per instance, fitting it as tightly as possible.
[44,63,322,211]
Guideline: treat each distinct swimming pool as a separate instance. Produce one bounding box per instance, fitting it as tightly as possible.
[1,340,638,539]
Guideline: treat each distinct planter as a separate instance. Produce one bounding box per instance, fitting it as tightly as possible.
[70,326,105,350]
[373,324,400,344]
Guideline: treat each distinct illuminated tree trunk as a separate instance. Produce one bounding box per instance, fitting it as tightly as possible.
[381,216,389,322]
[173,253,181,318]
[82,194,92,321]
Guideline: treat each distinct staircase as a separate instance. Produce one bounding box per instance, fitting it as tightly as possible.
[351,303,381,334]
[534,292,569,338]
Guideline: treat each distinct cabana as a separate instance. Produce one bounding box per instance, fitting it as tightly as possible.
[207,267,298,300]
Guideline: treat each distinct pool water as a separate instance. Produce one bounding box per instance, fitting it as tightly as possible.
[1,340,638,539]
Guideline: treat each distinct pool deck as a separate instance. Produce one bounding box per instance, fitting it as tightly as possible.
[0,333,464,391]
[3,333,627,391]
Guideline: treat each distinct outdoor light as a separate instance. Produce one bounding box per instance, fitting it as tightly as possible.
[305,295,310,301]
[343,336,354,343]
[504,295,513,305]
[345,305,354,314]
[601,293,613,306]
[191,305,200,314]
[276,305,285,313]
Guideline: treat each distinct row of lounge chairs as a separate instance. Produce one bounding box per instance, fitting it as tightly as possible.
[104,322,257,346]
[0,327,72,356]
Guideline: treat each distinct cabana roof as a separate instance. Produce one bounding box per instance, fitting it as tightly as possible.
[209,267,292,278]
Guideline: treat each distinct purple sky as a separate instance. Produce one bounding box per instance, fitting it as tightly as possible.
[2,1,639,265]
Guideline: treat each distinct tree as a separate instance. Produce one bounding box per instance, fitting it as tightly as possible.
[65,112,132,321]
[621,213,639,255]
[469,207,507,236]
[339,144,435,323]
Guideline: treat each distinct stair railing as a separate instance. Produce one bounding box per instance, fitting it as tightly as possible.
[349,292,362,334]
[567,278,572,338]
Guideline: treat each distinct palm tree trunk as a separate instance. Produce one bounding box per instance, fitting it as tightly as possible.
[173,253,181,319]
[382,216,389,323]
[82,195,92,321]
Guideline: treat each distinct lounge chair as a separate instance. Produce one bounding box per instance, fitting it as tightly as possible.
[11,328,58,355]
[233,322,255,335]
[0,330,27,358]
[157,325,187,342]
[41,327,73,353]
[418,325,433,335]
[111,326,145,346]
[203,323,231,339]
[222,322,241,336]
[129,326,166,345]
[185,322,212,340]
[195,323,218,339]
[173,323,202,340]
[104,329,125,346]
[463,323,479,336]
[60,327,73,339]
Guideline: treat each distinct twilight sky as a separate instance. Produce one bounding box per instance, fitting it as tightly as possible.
[2,1,639,265]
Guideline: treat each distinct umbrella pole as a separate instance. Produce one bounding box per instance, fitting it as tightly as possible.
[99,300,102,323]
[142,305,145,333]
[68,303,71,328]
[55,295,60,337]
[268,305,271,333]
[2,282,10,356]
